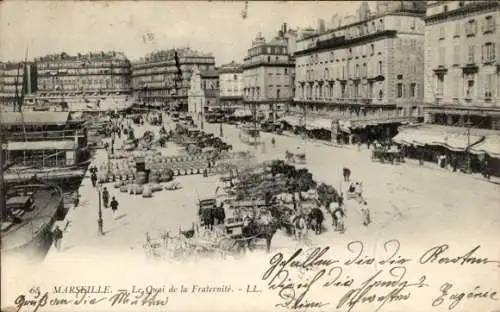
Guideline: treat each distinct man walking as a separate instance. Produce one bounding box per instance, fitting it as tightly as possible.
[53,225,64,252]
[110,196,119,219]
[102,187,110,208]
[91,171,97,188]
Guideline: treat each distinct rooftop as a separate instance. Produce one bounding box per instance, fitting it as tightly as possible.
[0,111,70,126]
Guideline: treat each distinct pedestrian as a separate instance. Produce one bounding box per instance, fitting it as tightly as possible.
[102,187,109,208]
[342,167,351,182]
[110,196,119,219]
[104,141,109,152]
[73,190,80,208]
[271,137,276,147]
[53,225,64,252]
[91,172,97,187]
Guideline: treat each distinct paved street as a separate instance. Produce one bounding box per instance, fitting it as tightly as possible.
[32,116,500,264]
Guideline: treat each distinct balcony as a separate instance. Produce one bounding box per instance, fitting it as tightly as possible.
[461,59,479,74]
[432,65,448,75]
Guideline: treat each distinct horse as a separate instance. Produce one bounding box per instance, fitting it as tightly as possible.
[285,151,295,163]
[293,215,308,241]
[308,207,324,235]
[330,206,345,233]
[200,207,215,231]
[238,218,282,253]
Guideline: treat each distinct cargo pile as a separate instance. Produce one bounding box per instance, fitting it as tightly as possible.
[230,160,316,201]
[143,226,237,261]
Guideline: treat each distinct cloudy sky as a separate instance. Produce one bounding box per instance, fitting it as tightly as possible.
[0,1,372,65]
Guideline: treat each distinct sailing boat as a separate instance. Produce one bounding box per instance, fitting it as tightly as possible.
[1,50,64,256]
[1,50,90,192]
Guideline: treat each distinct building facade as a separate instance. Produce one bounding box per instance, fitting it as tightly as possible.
[424,1,500,130]
[0,62,37,110]
[34,52,132,101]
[243,25,296,121]
[131,48,216,111]
[293,1,426,139]
[218,61,244,109]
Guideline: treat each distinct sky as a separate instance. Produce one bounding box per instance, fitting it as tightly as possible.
[0,1,372,65]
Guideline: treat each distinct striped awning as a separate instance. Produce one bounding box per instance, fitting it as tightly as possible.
[7,140,76,151]
[305,118,332,130]
[392,125,484,152]
[279,116,302,127]
[470,135,500,158]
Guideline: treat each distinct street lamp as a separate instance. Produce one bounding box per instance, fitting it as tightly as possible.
[97,183,104,235]
[465,110,472,174]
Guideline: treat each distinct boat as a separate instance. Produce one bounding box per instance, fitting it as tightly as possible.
[0,177,64,257]
[0,111,91,191]
[0,52,91,191]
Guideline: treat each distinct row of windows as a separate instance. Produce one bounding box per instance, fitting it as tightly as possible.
[436,73,497,98]
[438,42,497,65]
[247,46,288,57]
[438,15,496,40]
[301,61,384,80]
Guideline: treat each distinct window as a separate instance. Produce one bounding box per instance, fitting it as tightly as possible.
[277,89,281,99]
[370,44,375,56]
[378,61,383,74]
[466,78,474,98]
[466,19,477,36]
[267,56,271,62]
[467,45,475,63]
[484,74,494,98]
[362,63,367,77]
[439,26,445,40]
[483,16,496,33]
[437,76,444,96]
[443,5,448,13]
[459,1,464,7]
[483,42,495,62]
[267,47,271,54]
[453,45,461,65]
[233,74,237,80]
[454,22,461,37]
[439,47,446,66]
[284,68,288,75]
[397,83,403,98]
[410,83,416,97]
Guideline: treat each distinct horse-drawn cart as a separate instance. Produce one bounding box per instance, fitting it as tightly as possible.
[371,145,404,164]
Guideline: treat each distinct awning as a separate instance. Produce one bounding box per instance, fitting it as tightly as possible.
[306,118,332,130]
[7,140,76,151]
[232,109,253,117]
[392,125,484,152]
[338,120,352,134]
[470,135,500,158]
[279,116,302,127]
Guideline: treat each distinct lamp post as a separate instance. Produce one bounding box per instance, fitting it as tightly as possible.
[97,183,104,235]
[465,110,472,174]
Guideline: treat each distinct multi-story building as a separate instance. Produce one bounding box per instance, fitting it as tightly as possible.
[423,1,500,130]
[218,61,244,109]
[293,1,426,142]
[0,62,37,110]
[34,52,132,103]
[243,23,296,121]
[131,48,216,111]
